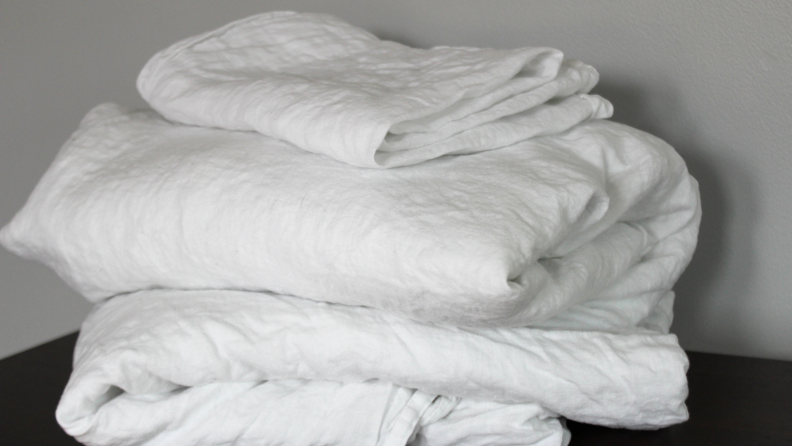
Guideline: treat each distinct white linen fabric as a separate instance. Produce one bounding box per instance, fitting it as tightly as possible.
[1,12,702,445]
[0,103,700,328]
[137,11,612,168]
[56,288,687,446]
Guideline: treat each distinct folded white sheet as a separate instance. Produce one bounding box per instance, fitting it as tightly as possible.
[59,376,569,446]
[0,103,700,327]
[56,288,687,445]
[2,11,700,446]
[137,11,611,168]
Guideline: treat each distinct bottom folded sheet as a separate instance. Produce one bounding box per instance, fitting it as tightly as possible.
[57,289,688,445]
[66,380,568,446]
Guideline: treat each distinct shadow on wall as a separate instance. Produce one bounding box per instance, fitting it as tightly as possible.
[592,81,758,355]
[371,30,428,49]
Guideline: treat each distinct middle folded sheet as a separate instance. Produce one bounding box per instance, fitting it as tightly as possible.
[0,103,699,328]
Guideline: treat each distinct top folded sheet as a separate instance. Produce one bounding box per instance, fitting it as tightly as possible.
[137,11,611,168]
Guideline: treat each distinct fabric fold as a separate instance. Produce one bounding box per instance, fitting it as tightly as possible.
[0,103,699,328]
[55,288,687,445]
[137,11,610,168]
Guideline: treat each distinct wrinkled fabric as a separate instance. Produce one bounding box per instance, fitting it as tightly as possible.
[137,11,612,168]
[0,12,703,446]
[0,104,699,328]
[56,288,688,445]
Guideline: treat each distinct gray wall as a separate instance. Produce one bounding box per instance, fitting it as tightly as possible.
[2,0,791,360]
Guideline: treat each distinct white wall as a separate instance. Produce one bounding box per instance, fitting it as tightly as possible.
[2,0,791,360]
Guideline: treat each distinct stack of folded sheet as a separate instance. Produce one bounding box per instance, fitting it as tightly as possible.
[0,11,701,446]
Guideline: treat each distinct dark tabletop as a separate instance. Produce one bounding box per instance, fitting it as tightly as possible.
[2,333,791,445]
